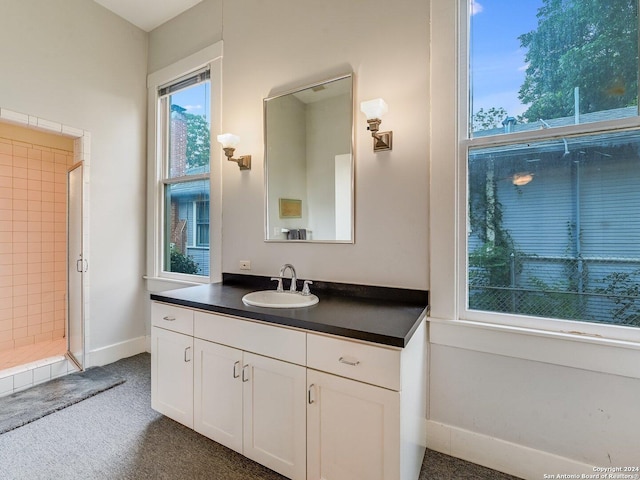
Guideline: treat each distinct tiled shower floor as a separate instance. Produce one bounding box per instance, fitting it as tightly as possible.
[0,338,67,371]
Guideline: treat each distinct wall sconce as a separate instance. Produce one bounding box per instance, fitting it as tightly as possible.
[360,98,393,152]
[217,133,251,170]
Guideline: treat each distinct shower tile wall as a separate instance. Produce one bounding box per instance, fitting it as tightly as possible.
[0,125,74,354]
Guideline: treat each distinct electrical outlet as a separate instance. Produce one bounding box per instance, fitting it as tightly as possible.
[239,260,251,270]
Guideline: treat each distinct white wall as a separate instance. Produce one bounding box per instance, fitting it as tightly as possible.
[149,0,430,289]
[429,343,640,467]
[147,0,223,74]
[0,0,148,364]
[306,93,351,240]
[266,94,308,238]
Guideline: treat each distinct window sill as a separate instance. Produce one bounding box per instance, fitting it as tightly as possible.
[144,275,207,293]
[428,317,640,379]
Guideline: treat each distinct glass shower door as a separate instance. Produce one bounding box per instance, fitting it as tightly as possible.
[67,162,84,370]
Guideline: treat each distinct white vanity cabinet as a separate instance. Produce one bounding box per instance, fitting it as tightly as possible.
[150,300,427,480]
[306,321,427,480]
[150,303,195,428]
[193,311,307,480]
[193,339,243,450]
[306,369,400,480]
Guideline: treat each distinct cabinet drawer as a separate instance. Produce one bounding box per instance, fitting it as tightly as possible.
[194,311,306,366]
[307,333,401,391]
[152,302,194,336]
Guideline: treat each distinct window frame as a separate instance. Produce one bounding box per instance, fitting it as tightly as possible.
[146,42,223,285]
[457,1,640,343]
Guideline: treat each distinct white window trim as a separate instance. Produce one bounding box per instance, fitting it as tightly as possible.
[146,41,223,286]
[429,0,640,365]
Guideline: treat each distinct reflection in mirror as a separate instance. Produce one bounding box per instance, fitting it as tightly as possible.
[264,74,353,242]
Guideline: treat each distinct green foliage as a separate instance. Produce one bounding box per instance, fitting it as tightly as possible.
[518,0,638,122]
[468,244,517,313]
[185,112,210,169]
[467,163,515,258]
[472,107,509,132]
[468,163,521,312]
[517,276,584,320]
[170,246,199,275]
[596,270,640,326]
[469,244,513,288]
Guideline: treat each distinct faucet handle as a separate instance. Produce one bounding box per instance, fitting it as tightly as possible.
[302,280,313,296]
[270,277,284,292]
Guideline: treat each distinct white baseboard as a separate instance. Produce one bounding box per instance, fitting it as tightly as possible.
[426,420,595,479]
[87,336,148,368]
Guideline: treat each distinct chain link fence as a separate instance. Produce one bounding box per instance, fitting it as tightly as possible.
[469,254,640,327]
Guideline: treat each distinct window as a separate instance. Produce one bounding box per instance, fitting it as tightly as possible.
[146,42,222,284]
[159,73,211,277]
[463,0,640,330]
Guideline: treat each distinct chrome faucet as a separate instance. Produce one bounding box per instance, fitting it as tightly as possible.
[279,263,298,292]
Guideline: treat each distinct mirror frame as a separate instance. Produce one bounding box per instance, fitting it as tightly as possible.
[263,73,355,243]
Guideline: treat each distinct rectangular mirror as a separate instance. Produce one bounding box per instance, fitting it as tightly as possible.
[264,74,354,243]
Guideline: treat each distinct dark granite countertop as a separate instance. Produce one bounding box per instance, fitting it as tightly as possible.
[150,274,428,348]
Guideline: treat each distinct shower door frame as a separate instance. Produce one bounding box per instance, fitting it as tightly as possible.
[67,161,85,370]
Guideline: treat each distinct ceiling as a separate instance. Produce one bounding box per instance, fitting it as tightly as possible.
[93,0,202,32]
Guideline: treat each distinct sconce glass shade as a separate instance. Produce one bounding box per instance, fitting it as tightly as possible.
[217,133,240,148]
[360,98,388,120]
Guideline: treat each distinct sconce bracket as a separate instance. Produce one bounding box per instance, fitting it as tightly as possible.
[232,155,252,170]
[223,147,252,170]
[373,131,392,152]
[366,118,392,152]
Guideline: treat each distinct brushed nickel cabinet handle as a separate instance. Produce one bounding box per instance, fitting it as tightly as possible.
[184,346,191,362]
[242,364,250,382]
[339,356,360,367]
[233,361,241,379]
[162,316,176,322]
[308,384,316,404]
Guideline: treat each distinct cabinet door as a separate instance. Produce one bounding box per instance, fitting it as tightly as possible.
[307,369,401,480]
[193,339,243,453]
[243,352,307,480]
[151,326,194,428]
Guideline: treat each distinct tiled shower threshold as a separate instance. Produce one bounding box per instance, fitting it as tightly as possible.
[0,339,78,397]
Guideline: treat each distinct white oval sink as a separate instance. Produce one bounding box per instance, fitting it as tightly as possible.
[242,290,319,308]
